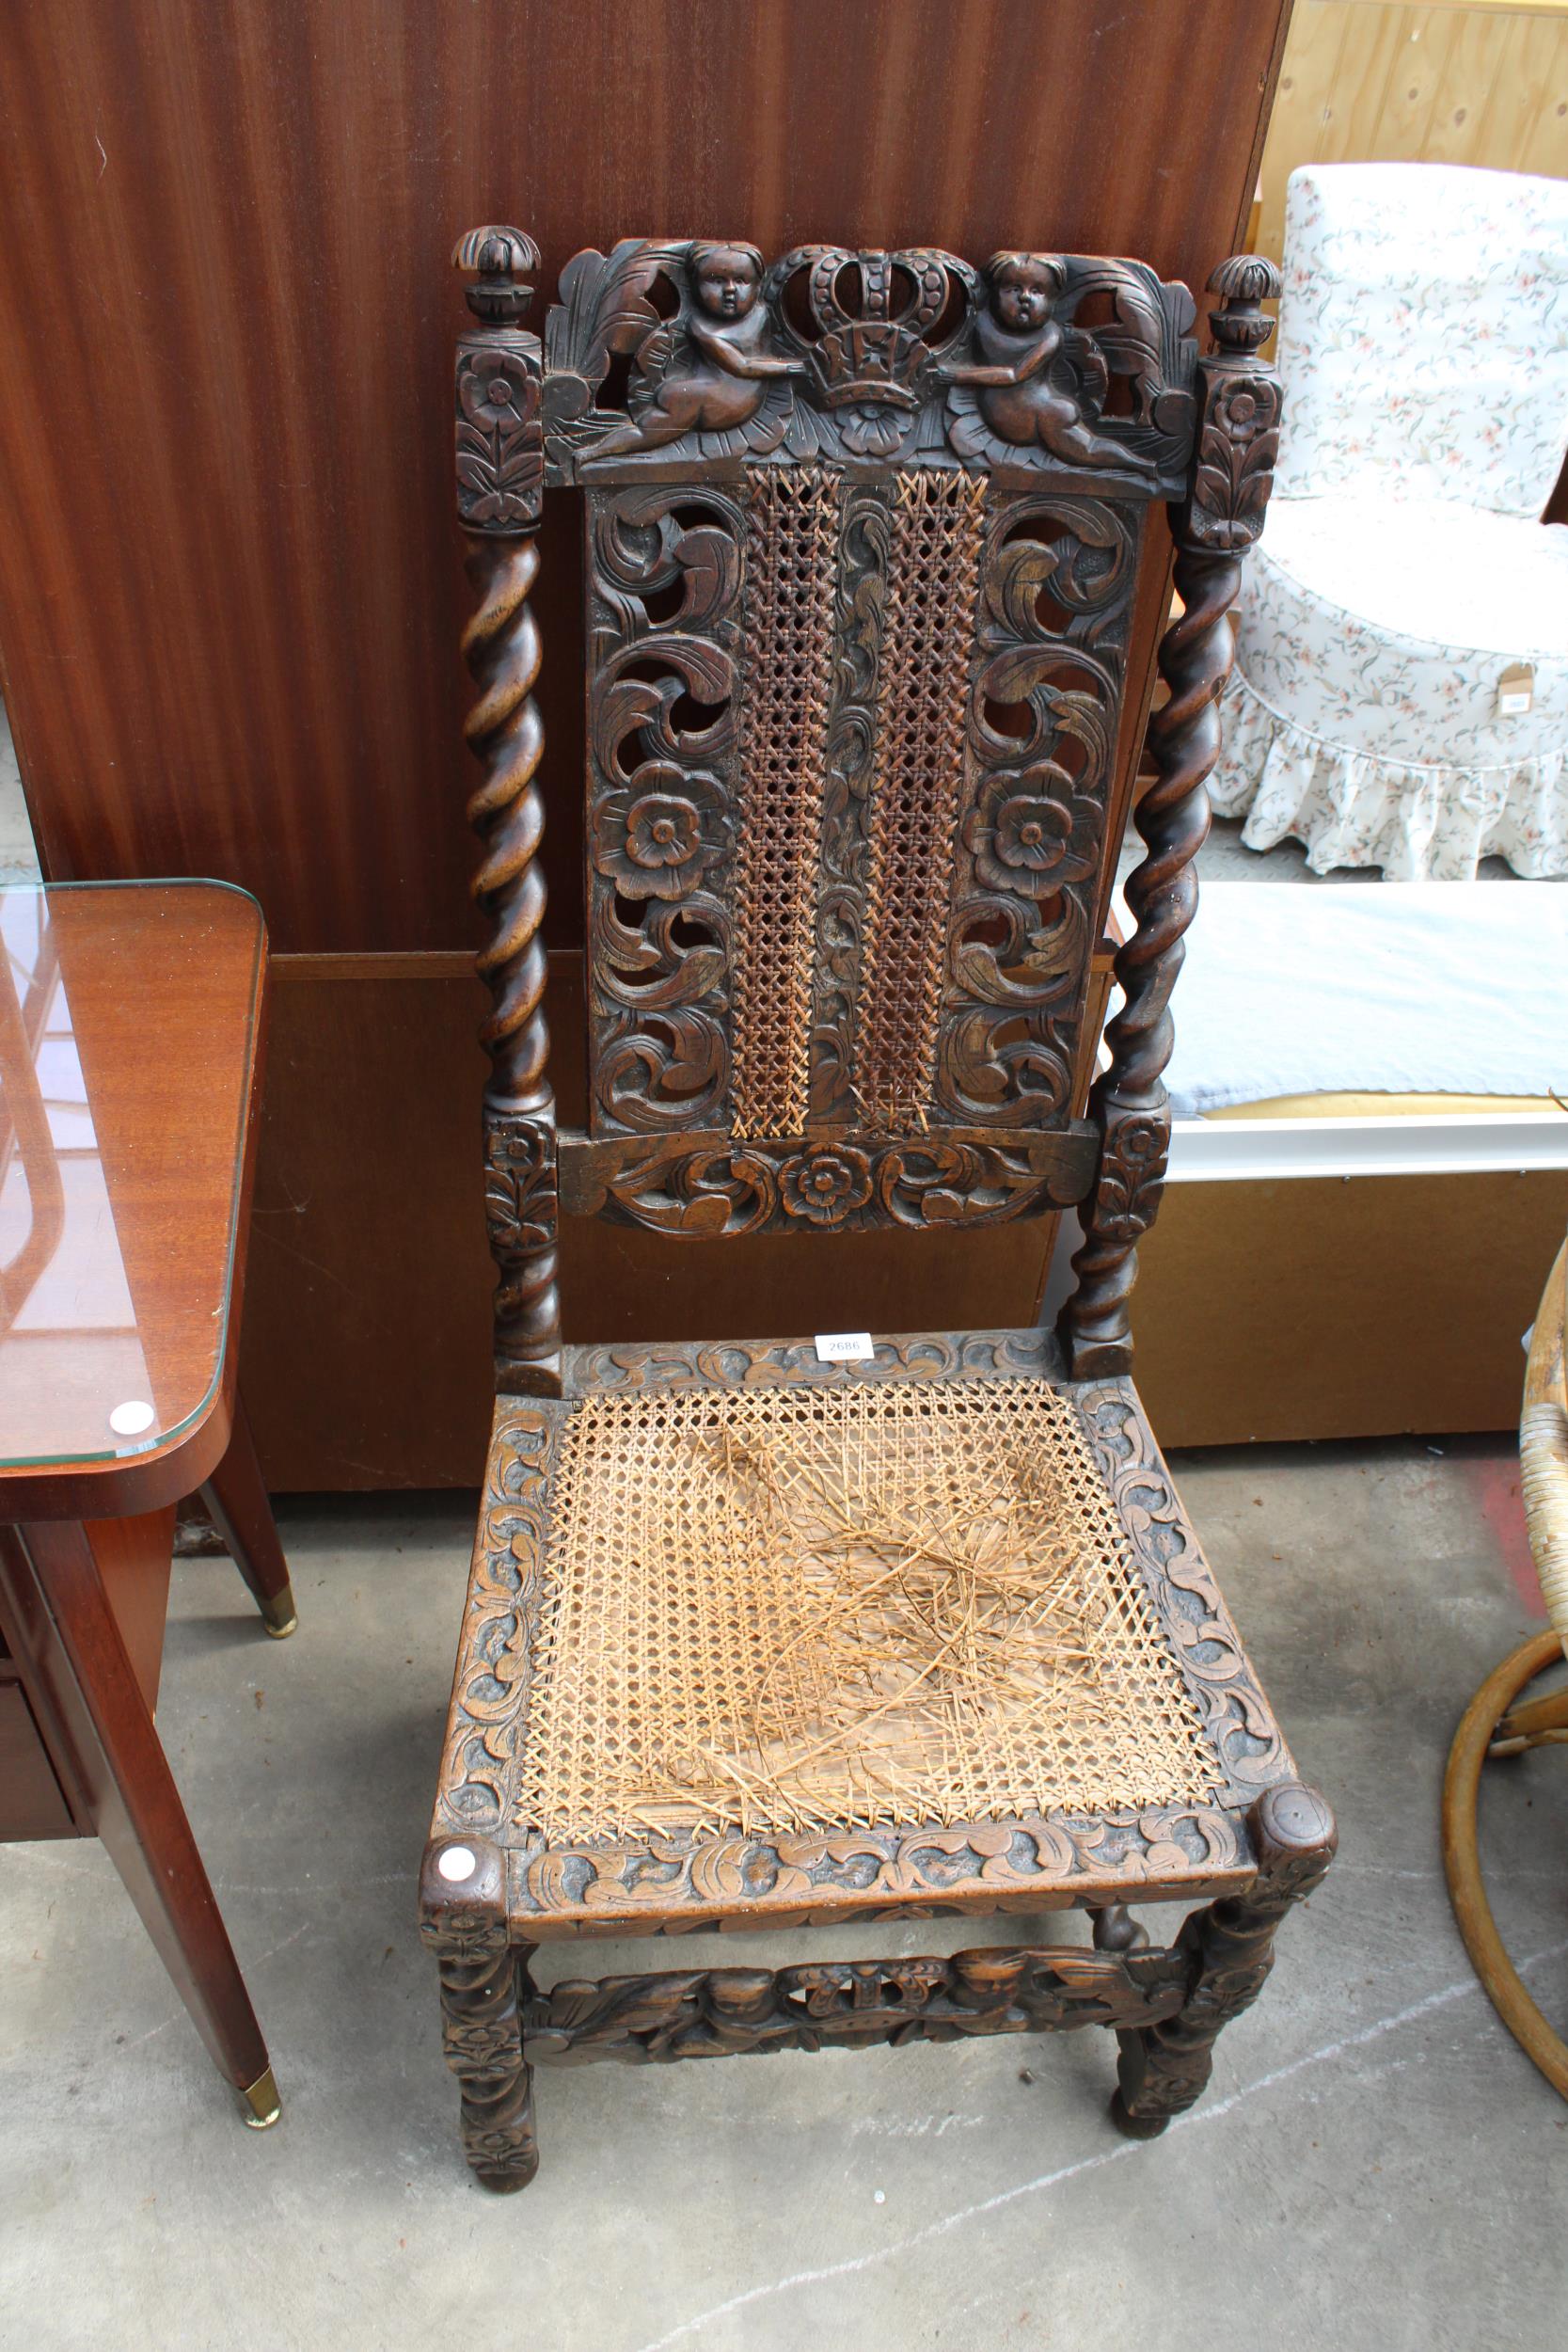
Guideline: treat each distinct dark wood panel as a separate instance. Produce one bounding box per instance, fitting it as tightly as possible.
[240,954,1066,1487]
[0,0,1289,954]
[0,1677,79,1839]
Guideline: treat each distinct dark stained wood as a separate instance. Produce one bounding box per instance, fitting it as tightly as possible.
[238,951,1074,1489]
[422,200,1327,2189]
[0,1,1291,956]
[1061,256,1283,1377]
[0,4,1289,1474]
[0,1520,272,2093]
[527,1943,1192,2063]
[85,1507,177,1713]
[1115,1783,1337,2133]
[453,237,1281,1381]
[0,1676,79,1840]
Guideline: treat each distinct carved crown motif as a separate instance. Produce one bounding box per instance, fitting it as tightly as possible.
[786,246,973,410]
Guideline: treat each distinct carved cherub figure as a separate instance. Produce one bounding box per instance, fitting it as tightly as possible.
[945,252,1128,468]
[591,242,803,458]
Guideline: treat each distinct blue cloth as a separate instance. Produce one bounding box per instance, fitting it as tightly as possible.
[1158,881,1568,1116]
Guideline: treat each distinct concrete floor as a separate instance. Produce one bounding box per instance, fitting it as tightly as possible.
[4,1437,1566,2351]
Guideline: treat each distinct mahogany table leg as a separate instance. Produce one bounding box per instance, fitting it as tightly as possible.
[200,1394,297,1638]
[5,1519,281,2125]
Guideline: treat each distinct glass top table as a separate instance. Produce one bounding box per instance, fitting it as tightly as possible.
[0,882,264,1474]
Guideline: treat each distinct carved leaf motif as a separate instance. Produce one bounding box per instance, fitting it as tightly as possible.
[456,348,544,530]
[550,239,686,392]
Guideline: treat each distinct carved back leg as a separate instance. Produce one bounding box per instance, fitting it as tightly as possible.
[1059,256,1281,1379]
[454,226,562,1397]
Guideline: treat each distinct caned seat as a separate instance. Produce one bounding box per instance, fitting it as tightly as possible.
[421,226,1336,2190]
[438,1336,1290,1944]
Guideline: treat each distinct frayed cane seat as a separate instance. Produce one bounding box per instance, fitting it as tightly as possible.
[420,227,1336,2189]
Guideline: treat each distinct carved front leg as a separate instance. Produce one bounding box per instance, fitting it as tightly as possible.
[454,225,562,1396]
[1112,1781,1336,2138]
[420,1837,539,2191]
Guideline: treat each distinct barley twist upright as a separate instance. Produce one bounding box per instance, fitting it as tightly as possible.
[453,226,562,1395]
[1061,255,1282,1380]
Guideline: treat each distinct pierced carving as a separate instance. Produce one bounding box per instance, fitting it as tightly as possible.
[543,241,1197,491]
[527,1943,1189,2063]
[939,494,1137,1128]
[585,484,742,1136]
[944,253,1185,470]
[587,243,805,463]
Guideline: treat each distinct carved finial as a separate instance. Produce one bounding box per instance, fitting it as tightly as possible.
[1206,253,1281,355]
[453,224,541,326]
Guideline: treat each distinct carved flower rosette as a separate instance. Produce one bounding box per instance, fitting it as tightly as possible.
[962,761,1100,898]
[456,344,544,529]
[593,766,724,901]
[775,1144,875,1227]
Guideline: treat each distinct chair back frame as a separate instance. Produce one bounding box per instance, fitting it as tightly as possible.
[451,227,1281,1397]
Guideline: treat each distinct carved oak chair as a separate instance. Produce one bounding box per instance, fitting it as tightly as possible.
[420,226,1336,2190]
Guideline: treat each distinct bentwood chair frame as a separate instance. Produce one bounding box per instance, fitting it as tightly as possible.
[420,224,1336,2189]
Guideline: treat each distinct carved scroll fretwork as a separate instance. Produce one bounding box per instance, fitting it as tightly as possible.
[560,1125,1097,1236]
[585,485,744,1136]
[939,493,1138,1129]
[1059,258,1282,1379]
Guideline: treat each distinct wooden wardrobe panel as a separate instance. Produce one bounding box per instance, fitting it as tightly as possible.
[0,0,1289,955]
[0,5,1291,1480]
[240,956,1065,1488]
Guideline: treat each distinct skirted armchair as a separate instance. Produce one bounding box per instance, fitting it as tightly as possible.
[1212,163,1568,880]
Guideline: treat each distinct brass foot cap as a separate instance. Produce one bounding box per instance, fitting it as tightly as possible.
[261,1585,298,1639]
[240,2066,282,2128]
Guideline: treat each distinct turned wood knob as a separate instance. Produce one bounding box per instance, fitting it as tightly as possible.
[453,225,541,325]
